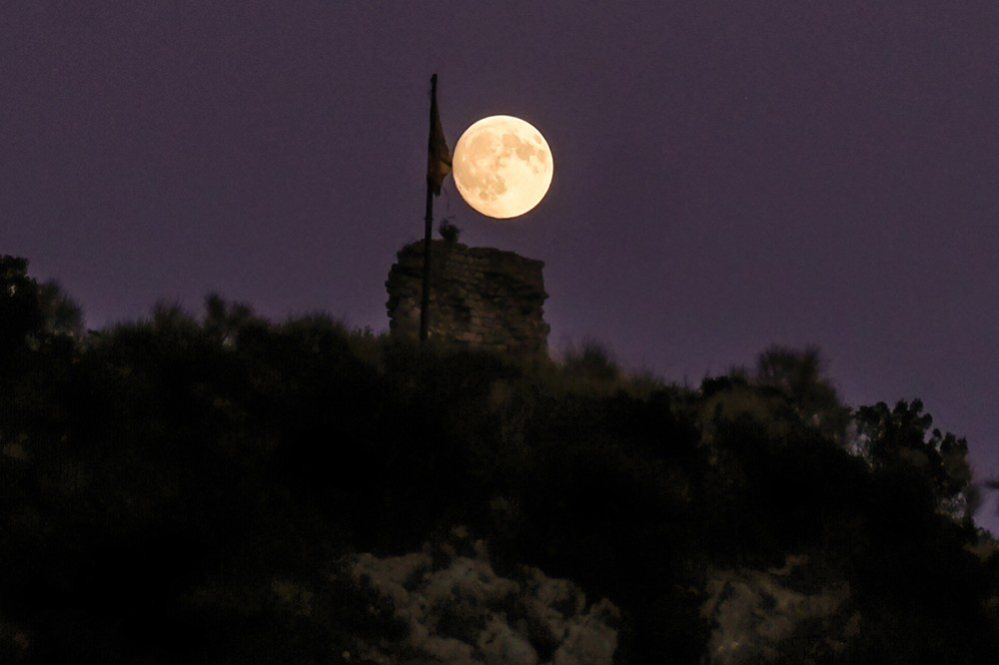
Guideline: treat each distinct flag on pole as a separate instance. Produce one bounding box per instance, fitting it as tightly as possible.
[427,76,451,196]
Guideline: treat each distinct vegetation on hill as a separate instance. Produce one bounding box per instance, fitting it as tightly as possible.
[2,254,998,663]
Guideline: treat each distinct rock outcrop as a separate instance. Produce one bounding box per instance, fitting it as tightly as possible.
[345,526,620,665]
[700,554,857,663]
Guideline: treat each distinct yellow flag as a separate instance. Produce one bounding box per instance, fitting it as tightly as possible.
[427,78,451,196]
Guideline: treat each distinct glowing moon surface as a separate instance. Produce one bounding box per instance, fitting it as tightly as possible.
[452,115,553,219]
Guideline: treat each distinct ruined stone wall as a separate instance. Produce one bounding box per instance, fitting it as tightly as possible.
[385,240,549,355]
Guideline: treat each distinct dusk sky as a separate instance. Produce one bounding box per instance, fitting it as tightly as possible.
[4,3,999,531]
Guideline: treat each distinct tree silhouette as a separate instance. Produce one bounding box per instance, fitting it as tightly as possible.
[854,399,975,522]
[2,255,999,662]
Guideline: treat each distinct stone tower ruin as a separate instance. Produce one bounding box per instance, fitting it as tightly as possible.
[385,240,549,355]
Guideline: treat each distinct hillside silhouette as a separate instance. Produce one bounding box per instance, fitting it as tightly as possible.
[2,255,999,663]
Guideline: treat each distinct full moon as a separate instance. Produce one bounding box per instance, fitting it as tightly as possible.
[452,115,553,219]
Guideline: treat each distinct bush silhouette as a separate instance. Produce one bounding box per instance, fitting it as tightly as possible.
[2,255,998,663]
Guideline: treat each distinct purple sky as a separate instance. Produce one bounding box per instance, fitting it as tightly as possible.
[4,2,999,531]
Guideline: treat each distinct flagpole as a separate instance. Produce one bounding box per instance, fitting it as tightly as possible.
[420,74,438,343]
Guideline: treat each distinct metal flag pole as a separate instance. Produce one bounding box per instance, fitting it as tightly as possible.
[421,73,441,343]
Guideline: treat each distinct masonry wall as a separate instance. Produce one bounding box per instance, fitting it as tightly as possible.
[385,240,549,355]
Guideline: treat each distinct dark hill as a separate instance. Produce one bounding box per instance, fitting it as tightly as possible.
[2,255,998,663]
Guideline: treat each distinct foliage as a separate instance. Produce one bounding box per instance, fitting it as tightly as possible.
[853,399,976,522]
[2,255,998,663]
[438,219,461,243]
